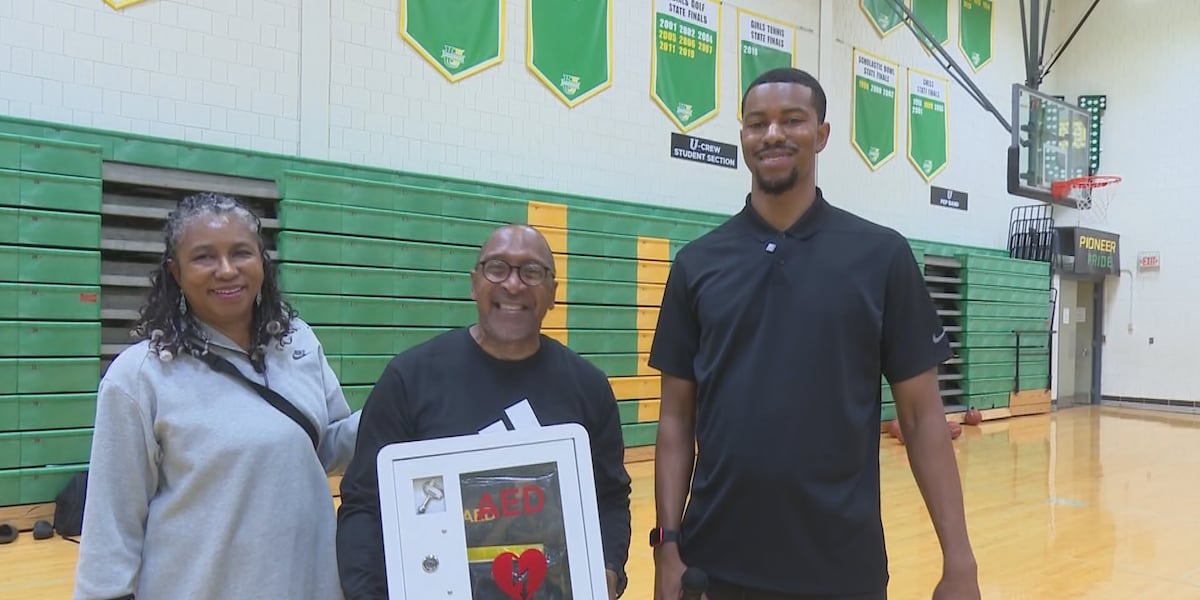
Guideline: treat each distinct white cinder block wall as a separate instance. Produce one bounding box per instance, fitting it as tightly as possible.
[1042,0,1200,403]
[816,0,1034,249]
[0,0,302,153]
[323,0,819,215]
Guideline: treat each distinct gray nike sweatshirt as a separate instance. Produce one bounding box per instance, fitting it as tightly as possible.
[73,318,360,600]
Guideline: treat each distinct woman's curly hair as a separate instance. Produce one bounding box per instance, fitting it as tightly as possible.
[131,192,298,362]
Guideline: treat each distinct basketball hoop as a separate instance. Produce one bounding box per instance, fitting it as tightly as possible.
[1051,175,1121,225]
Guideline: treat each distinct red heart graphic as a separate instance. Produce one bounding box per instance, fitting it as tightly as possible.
[490,549,548,600]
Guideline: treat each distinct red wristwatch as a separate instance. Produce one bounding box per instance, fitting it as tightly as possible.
[649,526,680,547]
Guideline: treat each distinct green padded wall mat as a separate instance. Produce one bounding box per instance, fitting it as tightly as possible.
[0,245,100,284]
[0,322,101,357]
[0,169,102,213]
[0,393,96,431]
[0,284,101,320]
[0,133,102,179]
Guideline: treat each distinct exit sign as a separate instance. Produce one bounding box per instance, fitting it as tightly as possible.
[1138,251,1160,271]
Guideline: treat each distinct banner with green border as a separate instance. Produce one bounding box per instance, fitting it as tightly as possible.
[851,48,898,170]
[527,0,612,107]
[400,0,505,82]
[907,68,949,182]
[651,0,721,132]
[737,9,795,121]
[959,0,994,71]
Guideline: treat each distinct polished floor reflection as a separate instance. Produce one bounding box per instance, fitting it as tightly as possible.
[4,406,1200,599]
[624,406,1200,599]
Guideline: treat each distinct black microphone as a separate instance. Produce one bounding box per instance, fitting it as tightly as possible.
[680,567,708,600]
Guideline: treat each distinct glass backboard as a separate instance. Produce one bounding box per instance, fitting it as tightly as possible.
[1007,84,1093,205]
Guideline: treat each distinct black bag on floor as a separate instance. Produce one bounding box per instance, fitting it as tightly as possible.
[53,470,88,538]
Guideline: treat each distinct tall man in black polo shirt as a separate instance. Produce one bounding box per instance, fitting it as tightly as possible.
[649,68,980,600]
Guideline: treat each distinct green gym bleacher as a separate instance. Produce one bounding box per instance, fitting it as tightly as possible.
[0,133,103,507]
[0,115,1054,509]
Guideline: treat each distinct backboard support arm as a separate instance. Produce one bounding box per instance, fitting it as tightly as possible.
[1039,0,1102,85]
[883,0,1012,133]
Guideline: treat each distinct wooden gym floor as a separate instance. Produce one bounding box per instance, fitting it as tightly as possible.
[3,405,1200,599]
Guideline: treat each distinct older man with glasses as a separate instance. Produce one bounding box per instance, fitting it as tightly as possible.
[335,224,633,600]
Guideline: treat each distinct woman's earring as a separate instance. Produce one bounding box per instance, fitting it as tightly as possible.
[255,291,262,307]
[179,294,187,315]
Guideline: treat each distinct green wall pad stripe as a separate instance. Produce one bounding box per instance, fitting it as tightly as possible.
[963,287,1051,304]
[582,353,641,378]
[0,358,102,395]
[565,204,716,245]
[0,322,101,357]
[968,361,1050,380]
[565,278,640,307]
[0,393,97,431]
[280,263,469,298]
[0,170,102,213]
[962,270,1050,290]
[959,331,1049,349]
[279,199,511,245]
[277,231,478,272]
[311,327,450,356]
[959,254,1051,276]
[0,207,101,250]
[962,375,1047,396]
[961,302,1051,319]
[959,348,1049,364]
[0,463,88,506]
[881,403,897,422]
[621,422,657,448]
[0,246,100,285]
[278,169,725,230]
[617,401,641,425]
[0,283,102,321]
[282,173,527,223]
[342,385,371,412]
[961,317,1051,333]
[0,134,102,179]
[325,355,391,386]
[0,428,93,469]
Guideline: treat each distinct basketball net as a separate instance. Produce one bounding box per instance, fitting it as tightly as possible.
[1052,175,1121,227]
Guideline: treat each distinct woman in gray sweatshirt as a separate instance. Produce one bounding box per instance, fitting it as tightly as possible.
[73,193,360,599]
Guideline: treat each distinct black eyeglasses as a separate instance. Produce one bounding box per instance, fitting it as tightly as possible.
[477,259,554,286]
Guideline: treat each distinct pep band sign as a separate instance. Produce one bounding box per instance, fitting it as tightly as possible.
[376,423,609,599]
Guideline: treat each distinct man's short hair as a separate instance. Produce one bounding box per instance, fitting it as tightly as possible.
[742,67,827,123]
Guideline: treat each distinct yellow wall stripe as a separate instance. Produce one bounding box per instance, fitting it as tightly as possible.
[636,236,669,411]
[637,399,661,423]
[528,201,568,344]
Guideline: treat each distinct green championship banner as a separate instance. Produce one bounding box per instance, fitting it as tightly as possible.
[907,68,949,182]
[959,0,993,71]
[400,0,504,82]
[851,48,898,170]
[528,0,612,107]
[737,9,795,121]
[912,0,950,51]
[861,0,902,37]
[652,0,721,132]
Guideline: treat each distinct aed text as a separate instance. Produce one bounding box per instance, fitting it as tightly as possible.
[462,484,546,523]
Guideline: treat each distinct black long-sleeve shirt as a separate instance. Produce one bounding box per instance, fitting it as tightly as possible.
[336,328,632,599]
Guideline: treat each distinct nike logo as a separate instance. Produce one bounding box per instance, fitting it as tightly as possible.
[932,330,947,343]
[292,349,309,360]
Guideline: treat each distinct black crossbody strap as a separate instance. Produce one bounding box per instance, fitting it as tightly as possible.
[195,350,320,451]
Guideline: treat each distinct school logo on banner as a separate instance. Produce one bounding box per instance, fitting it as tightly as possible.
[651,0,721,132]
[959,0,994,71]
[400,0,505,82]
[907,68,949,182]
[528,0,612,107]
[851,48,899,170]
